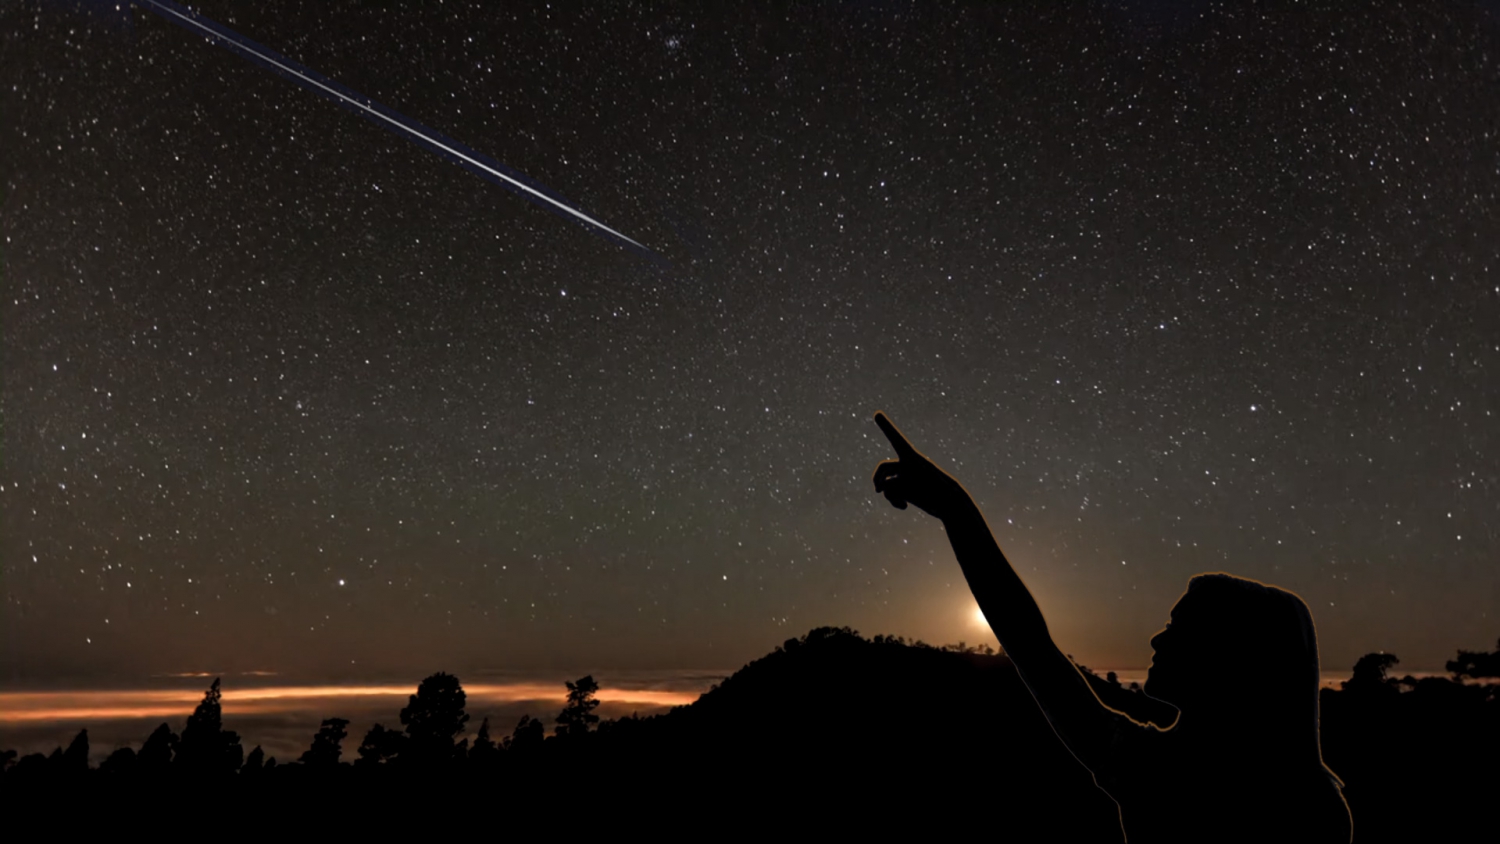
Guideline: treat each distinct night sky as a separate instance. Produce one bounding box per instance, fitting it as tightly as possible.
[4,0,1498,694]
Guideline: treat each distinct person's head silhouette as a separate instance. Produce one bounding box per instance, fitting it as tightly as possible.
[1146,574,1328,759]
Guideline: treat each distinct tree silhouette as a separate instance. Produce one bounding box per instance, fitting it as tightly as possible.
[60,729,89,776]
[355,723,406,767]
[2,629,1499,843]
[299,717,351,767]
[556,675,602,736]
[137,722,178,773]
[8,753,48,780]
[241,745,266,775]
[400,672,470,767]
[505,715,545,752]
[175,678,244,774]
[1344,653,1401,695]
[469,717,500,770]
[99,746,137,775]
[1446,638,1500,680]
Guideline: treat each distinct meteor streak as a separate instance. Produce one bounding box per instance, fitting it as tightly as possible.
[136,0,661,261]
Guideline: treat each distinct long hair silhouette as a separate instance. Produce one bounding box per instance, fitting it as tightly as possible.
[871,411,1351,843]
[1153,574,1330,760]
[1116,573,1350,842]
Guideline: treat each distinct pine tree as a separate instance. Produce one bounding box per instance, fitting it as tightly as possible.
[504,715,545,751]
[60,729,90,775]
[469,717,501,770]
[176,678,244,773]
[556,675,601,736]
[138,723,178,772]
[355,724,405,767]
[299,718,351,767]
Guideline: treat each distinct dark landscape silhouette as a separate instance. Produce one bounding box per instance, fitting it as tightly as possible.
[2,628,1496,841]
[2,410,1497,839]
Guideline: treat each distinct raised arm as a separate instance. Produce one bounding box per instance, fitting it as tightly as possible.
[871,411,1123,770]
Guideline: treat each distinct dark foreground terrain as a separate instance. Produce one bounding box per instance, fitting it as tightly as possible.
[3,628,1496,841]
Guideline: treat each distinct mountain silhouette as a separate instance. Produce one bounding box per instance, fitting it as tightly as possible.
[578,626,1151,839]
[2,627,1495,841]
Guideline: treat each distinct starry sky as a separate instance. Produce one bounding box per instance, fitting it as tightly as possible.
[3,0,1498,691]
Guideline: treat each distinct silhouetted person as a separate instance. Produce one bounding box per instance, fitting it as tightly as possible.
[871,411,1351,843]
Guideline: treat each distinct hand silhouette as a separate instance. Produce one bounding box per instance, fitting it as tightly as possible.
[871,411,971,521]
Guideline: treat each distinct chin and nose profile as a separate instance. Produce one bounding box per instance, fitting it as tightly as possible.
[1142,598,1205,710]
[871,411,1352,843]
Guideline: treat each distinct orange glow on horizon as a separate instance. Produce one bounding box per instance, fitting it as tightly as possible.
[0,683,703,724]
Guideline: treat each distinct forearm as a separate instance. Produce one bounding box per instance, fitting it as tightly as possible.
[940,497,1057,659]
[941,496,1115,765]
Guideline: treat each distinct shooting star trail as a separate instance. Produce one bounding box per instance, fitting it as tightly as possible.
[137,0,661,262]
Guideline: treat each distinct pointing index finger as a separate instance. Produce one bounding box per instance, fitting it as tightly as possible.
[874,411,917,458]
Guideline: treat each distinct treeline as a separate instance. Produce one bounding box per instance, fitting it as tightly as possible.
[0,635,1010,783]
[0,671,605,781]
[1,629,1495,841]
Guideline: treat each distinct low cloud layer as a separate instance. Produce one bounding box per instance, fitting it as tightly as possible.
[1,671,719,763]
